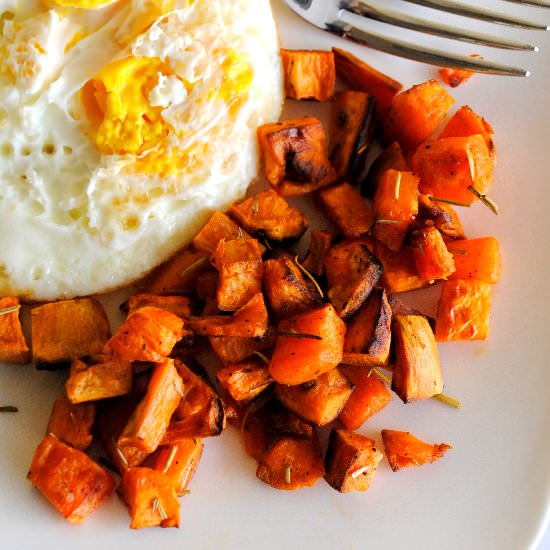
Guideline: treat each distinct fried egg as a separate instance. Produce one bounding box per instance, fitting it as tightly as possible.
[0,0,283,300]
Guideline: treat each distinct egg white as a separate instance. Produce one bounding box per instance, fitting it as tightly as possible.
[0,0,283,300]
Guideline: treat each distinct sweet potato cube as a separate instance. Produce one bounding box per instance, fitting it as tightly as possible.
[325,240,383,319]
[447,237,502,284]
[162,360,225,442]
[31,298,110,366]
[412,226,456,281]
[415,194,465,241]
[383,79,455,151]
[216,359,273,402]
[104,306,183,362]
[373,169,419,251]
[439,66,473,88]
[332,47,403,117]
[324,428,383,492]
[435,279,491,341]
[126,294,192,318]
[392,315,443,402]
[229,189,308,242]
[280,49,335,101]
[0,297,30,364]
[269,304,346,385]
[263,251,322,318]
[318,182,374,239]
[28,434,115,523]
[256,434,324,490]
[301,230,335,277]
[329,91,375,182]
[154,439,203,495]
[440,104,495,156]
[412,135,494,205]
[274,368,354,426]
[375,241,430,294]
[338,366,392,430]
[117,359,183,463]
[381,429,452,471]
[342,288,392,368]
[257,117,337,196]
[66,356,132,404]
[120,467,179,529]
[209,331,274,364]
[187,293,268,338]
[46,395,95,450]
[142,248,208,295]
[212,237,264,311]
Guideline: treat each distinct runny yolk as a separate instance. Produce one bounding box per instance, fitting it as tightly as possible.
[49,0,118,8]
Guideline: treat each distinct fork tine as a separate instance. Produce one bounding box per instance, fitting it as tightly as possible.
[501,0,550,7]
[402,0,550,29]
[330,17,529,76]
[348,1,537,50]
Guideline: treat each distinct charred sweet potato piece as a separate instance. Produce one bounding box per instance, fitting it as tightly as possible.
[66,356,133,404]
[104,306,183,362]
[269,304,346,385]
[325,428,383,493]
[120,467,179,529]
[440,104,495,157]
[381,429,452,471]
[46,395,95,450]
[412,135,493,205]
[414,194,465,240]
[392,315,443,403]
[325,240,383,319]
[318,182,374,239]
[373,169,419,251]
[186,293,268,338]
[280,49,335,101]
[382,79,455,151]
[256,433,324,491]
[31,298,110,367]
[435,279,491,341]
[362,141,408,198]
[142,248,209,295]
[28,434,115,524]
[229,189,308,242]
[126,294,192,318]
[411,226,456,281]
[338,366,392,430]
[117,359,183,463]
[162,360,225,442]
[257,117,337,196]
[301,230,335,277]
[446,237,502,284]
[263,251,322,318]
[274,368,354,426]
[342,288,392,368]
[208,331,274,364]
[154,438,204,495]
[332,47,403,117]
[0,297,30,364]
[374,241,430,294]
[329,91,376,182]
[212,237,264,311]
[216,359,273,403]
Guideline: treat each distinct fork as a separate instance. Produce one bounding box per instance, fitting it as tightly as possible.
[283,0,550,76]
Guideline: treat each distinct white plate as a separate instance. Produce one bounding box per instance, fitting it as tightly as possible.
[1,1,550,548]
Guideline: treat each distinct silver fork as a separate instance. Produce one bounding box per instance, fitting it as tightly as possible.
[283,0,550,76]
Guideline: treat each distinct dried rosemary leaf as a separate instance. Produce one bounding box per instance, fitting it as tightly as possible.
[252,351,270,364]
[428,195,471,208]
[0,305,20,316]
[276,331,322,341]
[467,185,499,215]
[163,446,178,474]
[284,464,292,485]
[179,257,207,279]
[0,405,18,413]
[294,255,324,299]
[394,170,402,201]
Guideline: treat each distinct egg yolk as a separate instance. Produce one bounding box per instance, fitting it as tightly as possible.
[49,0,118,8]
[81,56,177,156]
[219,49,253,109]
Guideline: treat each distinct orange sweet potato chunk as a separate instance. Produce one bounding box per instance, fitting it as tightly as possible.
[268,304,346,385]
[104,306,183,362]
[0,296,30,364]
[435,279,492,341]
[120,467,180,529]
[446,237,502,284]
[28,434,115,524]
[216,359,273,403]
[301,230,335,277]
[411,226,456,281]
[46,395,95,450]
[281,49,335,101]
[381,429,452,471]
[383,80,455,151]
[126,294,192,318]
